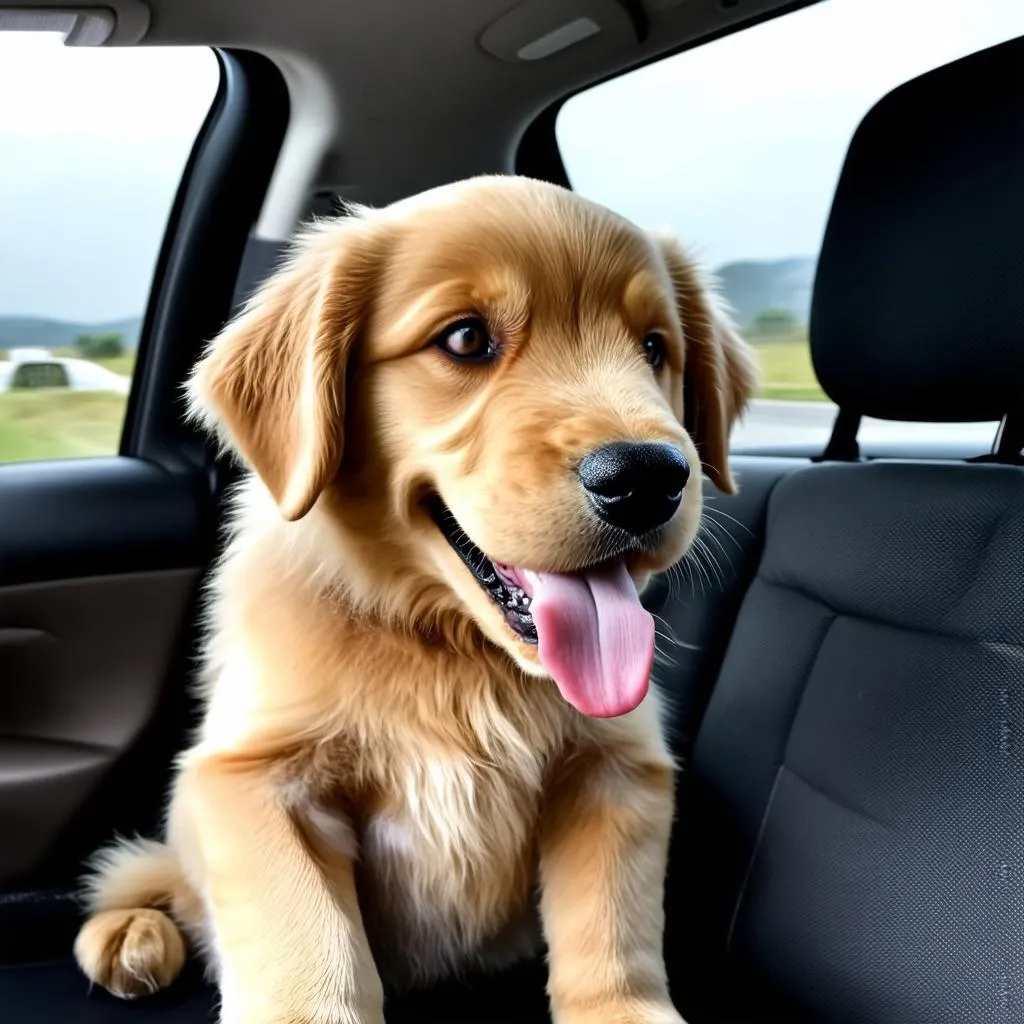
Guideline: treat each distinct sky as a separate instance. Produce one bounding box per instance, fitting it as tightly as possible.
[558,0,1024,270]
[0,35,218,323]
[1,1,1023,322]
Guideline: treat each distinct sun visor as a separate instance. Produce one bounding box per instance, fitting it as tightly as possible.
[0,1,149,45]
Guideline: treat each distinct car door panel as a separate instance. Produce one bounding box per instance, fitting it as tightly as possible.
[0,456,208,888]
[0,566,200,885]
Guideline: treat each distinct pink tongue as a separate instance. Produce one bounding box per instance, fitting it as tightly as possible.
[521,563,655,718]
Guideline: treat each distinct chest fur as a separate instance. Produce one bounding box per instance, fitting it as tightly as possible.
[298,732,553,985]
[364,750,545,981]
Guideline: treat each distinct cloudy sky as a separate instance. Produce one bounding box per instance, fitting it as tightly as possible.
[1,0,1022,323]
[0,35,217,324]
[559,0,1024,269]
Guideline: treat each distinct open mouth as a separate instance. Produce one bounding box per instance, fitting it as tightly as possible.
[427,497,538,644]
[426,495,658,719]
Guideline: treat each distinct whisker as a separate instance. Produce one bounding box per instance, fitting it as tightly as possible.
[650,612,699,673]
[652,613,680,648]
[693,535,725,589]
[682,549,704,598]
[697,545,715,594]
[684,543,711,597]
[702,503,754,539]
[664,561,686,602]
[653,640,680,670]
[701,513,747,557]
[698,521,736,575]
[653,612,700,653]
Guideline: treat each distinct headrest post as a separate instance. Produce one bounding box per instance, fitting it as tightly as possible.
[993,412,1024,463]
[816,407,861,463]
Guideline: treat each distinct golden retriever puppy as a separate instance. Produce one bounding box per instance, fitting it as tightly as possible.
[73,176,756,1024]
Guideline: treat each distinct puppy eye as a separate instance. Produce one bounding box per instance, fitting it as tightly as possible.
[435,318,497,363]
[643,333,667,371]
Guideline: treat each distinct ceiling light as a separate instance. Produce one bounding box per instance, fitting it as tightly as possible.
[516,17,601,60]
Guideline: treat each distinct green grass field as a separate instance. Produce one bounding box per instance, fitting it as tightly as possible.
[0,391,128,462]
[0,334,826,464]
[0,349,134,463]
[748,333,828,403]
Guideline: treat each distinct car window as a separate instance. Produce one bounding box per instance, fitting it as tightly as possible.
[0,33,219,464]
[556,0,1024,452]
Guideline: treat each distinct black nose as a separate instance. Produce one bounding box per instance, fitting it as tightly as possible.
[578,442,689,536]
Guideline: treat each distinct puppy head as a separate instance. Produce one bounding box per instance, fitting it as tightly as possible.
[191,177,756,717]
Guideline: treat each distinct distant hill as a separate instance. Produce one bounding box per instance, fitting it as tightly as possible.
[714,257,816,331]
[0,315,142,352]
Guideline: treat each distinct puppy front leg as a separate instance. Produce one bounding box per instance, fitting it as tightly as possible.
[179,757,383,1024]
[539,753,683,1024]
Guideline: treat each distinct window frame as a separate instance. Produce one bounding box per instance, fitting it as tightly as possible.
[515,0,818,183]
[122,48,290,472]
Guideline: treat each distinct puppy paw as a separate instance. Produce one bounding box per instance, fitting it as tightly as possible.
[75,907,186,999]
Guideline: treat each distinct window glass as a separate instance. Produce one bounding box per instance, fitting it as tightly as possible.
[0,33,219,463]
[557,0,1024,451]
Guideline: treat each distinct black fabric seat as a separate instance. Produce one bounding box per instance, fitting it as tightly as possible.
[673,463,1024,1024]
[667,36,1024,1024]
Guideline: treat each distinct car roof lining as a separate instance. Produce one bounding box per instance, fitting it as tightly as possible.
[130,0,814,216]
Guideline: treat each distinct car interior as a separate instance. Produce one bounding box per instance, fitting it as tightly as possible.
[0,0,1022,1022]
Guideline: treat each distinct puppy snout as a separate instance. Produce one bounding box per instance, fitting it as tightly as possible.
[578,441,689,536]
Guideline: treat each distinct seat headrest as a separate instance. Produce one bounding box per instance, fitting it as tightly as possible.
[810,36,1024,423]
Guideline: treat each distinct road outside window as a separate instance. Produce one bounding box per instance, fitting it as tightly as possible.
[557,0,1024,451]
[0,34,219,463]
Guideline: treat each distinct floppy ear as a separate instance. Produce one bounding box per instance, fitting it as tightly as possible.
[654,236,759,495]
[188,218,386,521]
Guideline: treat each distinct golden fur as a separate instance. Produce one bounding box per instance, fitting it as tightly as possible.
[74,176,756,1024]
